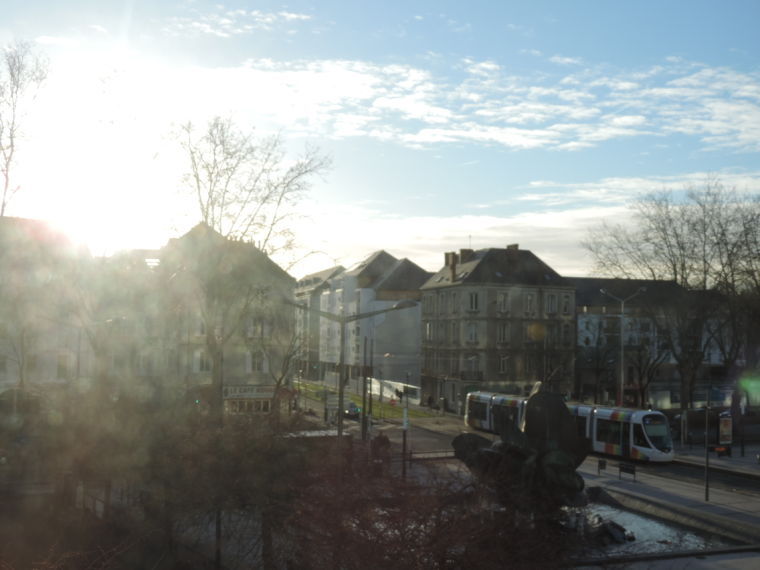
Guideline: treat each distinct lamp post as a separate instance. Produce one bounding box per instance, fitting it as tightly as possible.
[289,299,417,438]
[600,287,646,407]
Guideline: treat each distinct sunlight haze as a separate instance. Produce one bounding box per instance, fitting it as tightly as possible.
[3,0,760,277]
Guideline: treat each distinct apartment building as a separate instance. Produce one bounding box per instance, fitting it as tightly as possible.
[572,277,732,409]
[300,251,430,390]
[420,245,575,410]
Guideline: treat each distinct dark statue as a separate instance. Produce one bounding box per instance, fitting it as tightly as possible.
[452,389,590,511]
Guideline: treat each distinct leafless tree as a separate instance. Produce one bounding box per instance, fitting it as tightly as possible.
[179,116,330,255]
[0,40,47,216]
[584,177,760,410]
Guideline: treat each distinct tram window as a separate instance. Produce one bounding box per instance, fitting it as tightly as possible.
[574,416,587,437]
[493,404,517,433]
[596,419,621,445]
[633,423,650,448]
[469,400,487,421]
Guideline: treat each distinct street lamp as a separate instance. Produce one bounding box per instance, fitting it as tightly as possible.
[289,299,417,438]
[600,287,646,406]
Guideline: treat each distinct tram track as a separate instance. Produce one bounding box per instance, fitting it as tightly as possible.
[598,455,760,496]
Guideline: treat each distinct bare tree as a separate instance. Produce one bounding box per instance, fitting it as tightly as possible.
[179,116,330,254]
[584,178,760,411]
[0,40,47,216]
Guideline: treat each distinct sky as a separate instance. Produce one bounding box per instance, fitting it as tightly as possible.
[2,0,759,278]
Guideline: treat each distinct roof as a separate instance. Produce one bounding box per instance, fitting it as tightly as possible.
[296,265,345,291]
[568,276,685,306]
[375,258,432,292]
[421,247,571,289]
[162,222,294,285]
[0,216,77,256]
[344,250,399,288]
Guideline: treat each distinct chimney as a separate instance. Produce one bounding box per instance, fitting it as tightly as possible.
[445,251,459,281]
[459,248,475,263]
[506,244,519,250]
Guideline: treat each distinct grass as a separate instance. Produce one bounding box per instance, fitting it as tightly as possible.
[295,380,437,420]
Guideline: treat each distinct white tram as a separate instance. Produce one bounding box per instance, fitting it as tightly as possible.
[465,391,674,463]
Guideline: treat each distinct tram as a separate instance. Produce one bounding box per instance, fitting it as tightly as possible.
[465,391,674,462]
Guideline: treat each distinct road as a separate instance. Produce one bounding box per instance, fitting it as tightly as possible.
[355,416,760,497]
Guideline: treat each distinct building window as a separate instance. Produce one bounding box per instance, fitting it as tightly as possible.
[497,322,509,343]
[197,319,206,336]
[246,350,268,373]
[467,322,478,343]
[438,322,447,343]
[451,292,459,313]
[425,322,433,341]
[546,294,557,314]
[57,353,71,380]
[438,292,447,314]
[562,294,571,314]
[194,350,211,373]
[524,292,535,315]
[499,355,509,373]
[468,291,479,312]
[451,321,459,344]
[423,294,433,315]
[498,292,509,313]
[525,355,535,377]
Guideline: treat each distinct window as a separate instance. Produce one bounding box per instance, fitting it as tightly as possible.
[247,350,267,373]
[194,350,211,373]
[497,322,509,343]
[525,355,535,377]
[499,355,509,373]
[546,294,557,314]
[438,292,447,314]
[468,400,487,421]
[524,292,535,315]
[197,319,206,336]
[451,292,459,313]
[498,291,509,313]
[438,322,447,343]
[596,419,622,445]
[139,353,153,376]
[57,353,71,380]
[467,322,478,342]
[468,291,479,312]
[451,321,459,344]
[562,294,571,314]
[425,322,433,341]
[562,323,571,346]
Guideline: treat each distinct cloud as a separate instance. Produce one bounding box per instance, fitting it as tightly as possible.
[163,7,313,38]
[550,55,583,66]
[286,170,760,279]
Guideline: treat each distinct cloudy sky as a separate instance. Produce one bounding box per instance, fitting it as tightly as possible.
[3,0,759,277]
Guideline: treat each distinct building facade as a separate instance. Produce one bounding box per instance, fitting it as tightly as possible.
[420,245,575,410]
[295,251,429,391]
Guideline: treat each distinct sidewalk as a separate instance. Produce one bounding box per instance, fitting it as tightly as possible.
[672,440,760,478]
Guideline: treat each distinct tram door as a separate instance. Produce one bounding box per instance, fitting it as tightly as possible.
[621,421,631,458]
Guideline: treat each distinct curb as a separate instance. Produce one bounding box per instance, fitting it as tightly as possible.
[588,485,760,545]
